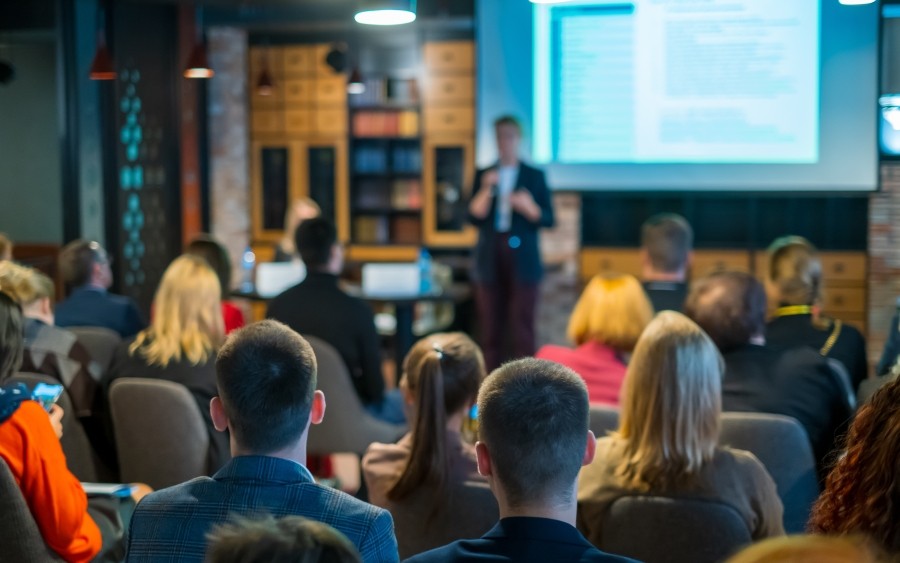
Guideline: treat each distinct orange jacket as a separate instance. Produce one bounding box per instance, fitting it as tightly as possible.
[0,400,101,562]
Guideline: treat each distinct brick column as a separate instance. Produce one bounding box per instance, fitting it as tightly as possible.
[868,162,900,370]
[207,27,249,285]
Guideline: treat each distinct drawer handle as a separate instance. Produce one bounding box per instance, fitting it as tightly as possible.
[834,263,845,274]
[442,53,453,62]
[601,260,610,269]
[834,296,845,306]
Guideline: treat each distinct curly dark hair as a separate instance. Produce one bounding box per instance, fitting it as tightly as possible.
[808,376,900,554]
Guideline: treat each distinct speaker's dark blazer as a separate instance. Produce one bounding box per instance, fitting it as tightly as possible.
[468,162,555,285]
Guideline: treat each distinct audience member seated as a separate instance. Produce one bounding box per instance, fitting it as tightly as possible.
[126,320,398,563]
[536,274,653,406]
[106,255,231,471]
[0,291,127,562]
[274,197,322,263]
[639,213,693,312]
[764,236,868,389]
[0,232,12,261]
[876,306,900,377]
[684,271,854,474]
[726,535,885,563]
[406,358,634,563]
[0,261,101,419]
[267,218,404,424]
[206,515,362,563]
[808,376,900,557]
[56,240,145,337]
[578,311,784,545]
[185,234,246,334]
[363,333,487,549]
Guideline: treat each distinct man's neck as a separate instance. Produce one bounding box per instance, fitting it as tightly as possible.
[495,487,578,526]
[499,157,519,168]
[232,441,308,467]
[642,269,686,283]
[25,312,53,326]
[83,282,107,291]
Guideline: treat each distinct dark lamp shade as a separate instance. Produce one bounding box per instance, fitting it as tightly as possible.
[257,68,274,96]
[348,66,365,94]
[184,43,214,79]
[89,44,116,80]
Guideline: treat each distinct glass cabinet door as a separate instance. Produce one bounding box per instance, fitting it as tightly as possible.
[252,141,302,242]
[423,137,476,246]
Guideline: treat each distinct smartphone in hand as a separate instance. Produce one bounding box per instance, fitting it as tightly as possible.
[31,383,64,412]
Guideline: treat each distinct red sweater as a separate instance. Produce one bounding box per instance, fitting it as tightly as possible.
[0,400,101,562]
[536,341,628,406]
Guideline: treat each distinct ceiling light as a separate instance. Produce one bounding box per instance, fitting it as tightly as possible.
[184,8,213,79]
[355,0,417,25]
[838,0,876,4]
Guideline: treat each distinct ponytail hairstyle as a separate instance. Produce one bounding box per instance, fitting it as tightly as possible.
[388,332,485,504]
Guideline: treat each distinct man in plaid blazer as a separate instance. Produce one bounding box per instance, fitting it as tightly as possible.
[125,320,399,563]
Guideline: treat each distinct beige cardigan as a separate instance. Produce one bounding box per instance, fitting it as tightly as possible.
[577,437,785,545]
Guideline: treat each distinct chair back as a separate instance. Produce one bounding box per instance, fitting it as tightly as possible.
[388,480,498,560]
[599,495,751,563]
[305,336,406,455]
[589,405,620,438]
[109,378,209,490]
[0,457,64,562]
[11,373,98,482]
[67,326,122,375]
[720,412,819,534]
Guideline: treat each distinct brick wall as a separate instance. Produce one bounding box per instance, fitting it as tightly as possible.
[207,27,250,286]
[868,162,900,370]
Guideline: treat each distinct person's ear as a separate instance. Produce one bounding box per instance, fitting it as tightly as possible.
[475,441,493,477]
[210,397,229,432]
[686,250,695,268]
[582,431,597,467]
[40,297,52,316]
[309,390,326,426]
[400,378,414,406]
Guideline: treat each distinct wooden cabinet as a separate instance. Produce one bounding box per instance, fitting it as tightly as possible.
[251,138,348,243]
[579,248,643,282]
[423,41,474,73]
[283,46,315,76]
[423,136,477,246]
[690,250,752,280]
[420,40,476,249]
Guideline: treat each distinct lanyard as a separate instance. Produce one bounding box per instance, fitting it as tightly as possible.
[774,305,814,317]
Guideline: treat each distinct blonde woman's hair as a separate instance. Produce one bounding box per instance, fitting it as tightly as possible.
[279,198,322,255]
[130,255,224,367]
[726,534,886,563]
[0,261,55,307]
[567,273,654,352]
[616,310,723,490]
[767,236,822,306]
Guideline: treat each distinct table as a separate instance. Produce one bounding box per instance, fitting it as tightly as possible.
[232,283,472,371]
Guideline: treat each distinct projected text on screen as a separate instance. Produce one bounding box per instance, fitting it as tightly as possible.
[534,0,820,165]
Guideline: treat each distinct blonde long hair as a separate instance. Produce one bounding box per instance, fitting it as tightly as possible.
[567,274,654,352]
[616,311,723,490]
[131,255,224,366]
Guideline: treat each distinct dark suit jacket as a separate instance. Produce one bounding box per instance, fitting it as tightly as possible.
[55,286,145,338]
[126,455,399,563]
[722,343,854,472]
[404,517,636,563]
[766,313,868,389]
[266,272,385,405]
[642,281,687,313]
[105,339,231,473]
[468,162,555,285]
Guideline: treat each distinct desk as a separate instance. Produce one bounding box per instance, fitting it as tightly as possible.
[232,283,472,371]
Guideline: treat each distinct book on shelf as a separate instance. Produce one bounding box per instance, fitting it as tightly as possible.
[391,179,422,210]
[391,216,421,245]
[349,77,420,107]
[354,216,389,245]
[353,110,419,137]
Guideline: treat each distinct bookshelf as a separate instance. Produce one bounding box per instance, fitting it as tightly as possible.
[247,40,477,261]
[349,76,424,249]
